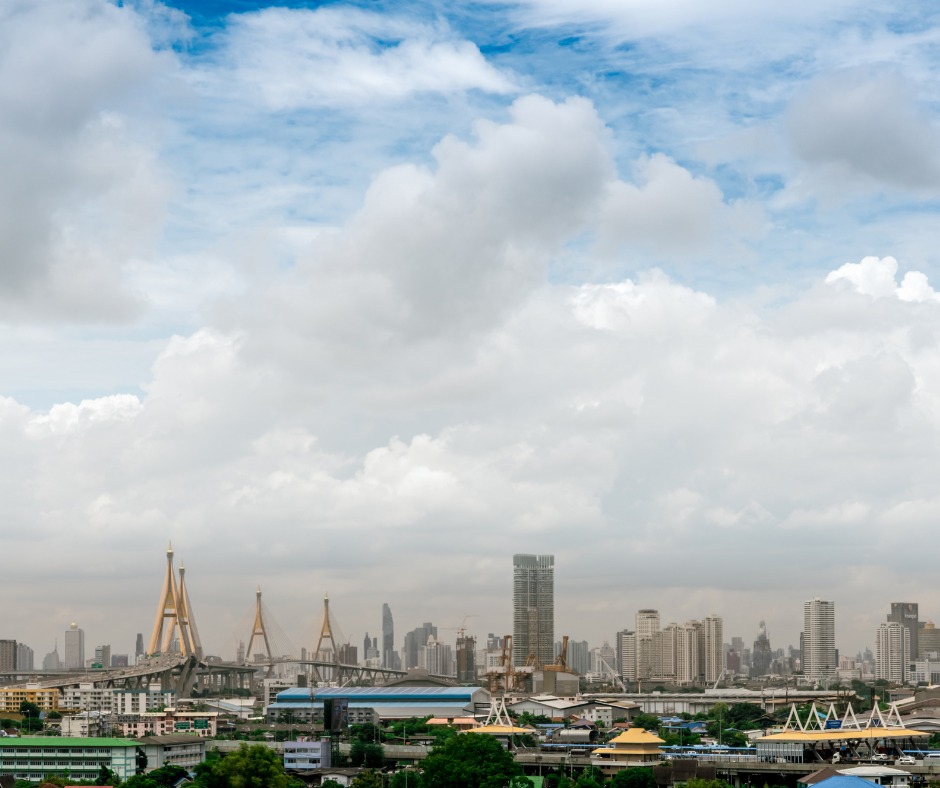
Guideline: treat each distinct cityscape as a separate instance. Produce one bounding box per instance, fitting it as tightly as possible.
[5,0,940,787]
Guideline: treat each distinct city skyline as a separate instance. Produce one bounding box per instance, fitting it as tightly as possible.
[2,548,912,670]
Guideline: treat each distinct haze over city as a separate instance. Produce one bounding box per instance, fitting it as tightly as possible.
[4,0,940,664]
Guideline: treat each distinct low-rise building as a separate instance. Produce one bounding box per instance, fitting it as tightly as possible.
[59,711,104,737]
[62,684,114,713]
[0,685,59,712]
[839,767,910,787]
[133,734,206,771]
[284,740,330,771]
[120,709,218,737]
[113,685,176,714]
[0,738,141,781]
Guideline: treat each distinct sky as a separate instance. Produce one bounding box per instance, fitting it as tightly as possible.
[3,0,940,666]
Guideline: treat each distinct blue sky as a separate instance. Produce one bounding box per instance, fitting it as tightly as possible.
[3,0,940,661]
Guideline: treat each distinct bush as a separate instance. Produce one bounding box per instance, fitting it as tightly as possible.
[610,769,656,788]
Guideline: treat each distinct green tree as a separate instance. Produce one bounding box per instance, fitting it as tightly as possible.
[351,772,383,788]
[47,710,63,720]
[610,769,656,788]
[350,741,385,768]
[215,743,289,788]
[630,714,661,732]
[389,772,422,788]
[422,732,531,788]
[686,780,732,788]
[323,781,346,788]
[350,723,384,743]
[576,767,605,788]
[19,700,43,732]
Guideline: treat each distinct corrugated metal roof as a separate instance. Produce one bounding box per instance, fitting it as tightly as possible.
[268,700,472,709]
[277,687,478,700]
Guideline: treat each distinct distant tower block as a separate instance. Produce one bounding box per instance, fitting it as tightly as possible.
[244,586,273,667]
[148,542,192,657]
[178,562,204,660]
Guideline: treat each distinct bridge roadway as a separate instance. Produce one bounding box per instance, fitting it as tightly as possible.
[0,657,449,695]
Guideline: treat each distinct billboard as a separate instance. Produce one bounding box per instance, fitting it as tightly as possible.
[825,720,842,729]
[330,698,348,734]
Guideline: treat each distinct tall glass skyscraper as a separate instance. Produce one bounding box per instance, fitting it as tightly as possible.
[512,554,554,667]
[382,603,395,669]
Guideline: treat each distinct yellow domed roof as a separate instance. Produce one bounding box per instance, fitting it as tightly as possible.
[926,621,936,629]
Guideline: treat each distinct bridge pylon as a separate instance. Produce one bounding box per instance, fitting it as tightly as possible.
[148,542,193,656]
[244,585,274,676]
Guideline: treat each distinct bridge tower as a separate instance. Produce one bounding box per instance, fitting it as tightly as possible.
[148,542,192,656]
[312,592,342,681]
[178,562,204,660]
[244,585,273,670]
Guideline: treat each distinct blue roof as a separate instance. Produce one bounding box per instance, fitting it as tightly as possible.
[268,700,472,710]
[276,687,479,702]
[815,778,877,788]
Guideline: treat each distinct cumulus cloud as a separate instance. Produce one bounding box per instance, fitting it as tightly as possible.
[206,7,516,109]
[787,70,940,197]
[826,255,940,303]
[0,0,173,321]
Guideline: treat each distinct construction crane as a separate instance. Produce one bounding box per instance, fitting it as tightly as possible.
[439,614,479,640]
[544,635,572,673]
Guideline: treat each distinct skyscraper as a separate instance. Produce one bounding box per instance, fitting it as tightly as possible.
[512,554,554,667]
[703,614,723,684]
[676,622,699,685]
[16,643,34,672]
[887,603,919,662]
[803,598,835,683]
[876,622,909,684]
[751,620,773,677]
[382,603,395,669]
[0,641,15,671]
[64,624,84,670]
[636,610,660,638]
[404,623,437,668]
[619,631,637,684]
[135,633,144,662]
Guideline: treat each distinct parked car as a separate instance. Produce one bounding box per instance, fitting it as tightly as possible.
[871,753,890,762]
[896,756,917,766]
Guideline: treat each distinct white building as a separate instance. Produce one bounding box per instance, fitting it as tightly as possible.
[877,622,910,684]
[636,610,660,639]
[620,631,637,684]
[113,685,176,714]
[676,622,699,685]
[60,711,103,737]
[909,659,940,685]
[62,683,114,712]
[64,624,84,670]
[284,740,330,771]
[803,599,836,683]
[703,615,723,684]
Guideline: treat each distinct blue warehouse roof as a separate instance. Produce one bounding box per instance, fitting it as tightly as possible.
[276,686,481,702]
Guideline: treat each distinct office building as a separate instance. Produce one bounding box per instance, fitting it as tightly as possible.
[512,554,554,667]
[16,643,33,671]
[660,623,678,680]
[456,634,475,682]
[338,643,357,665]
[64,624,84,669]
[43,645,61,670]
[751,620,773,677]
[112,654,129,667]
[803,598,836,682]
[94,645,111,669]
[404,623,437,669]
[421,636,453,676]
[921,621,940,658]
[636,610,660,639]
[135,633,144,662]
[888,603,919,662]
[876,621,909,684]
[568,639,590,675]
[620,631,637,684]
[0,641,15,671]
[726,648,740,673]
[731,636,744,659]
[703,615,723,684]
[382,603,395,669]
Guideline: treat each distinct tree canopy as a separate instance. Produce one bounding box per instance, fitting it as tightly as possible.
[609,768,657,788]
[421,733,531,788]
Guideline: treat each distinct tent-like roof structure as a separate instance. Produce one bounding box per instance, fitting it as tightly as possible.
[760,728,928,743]
[606,728,665,745]
[467,724,534,735]
[592,726,665,756]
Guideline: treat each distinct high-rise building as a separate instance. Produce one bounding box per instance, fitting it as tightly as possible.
[803,599,836,683]
[676,622,699,685]
[404,623,437,669]
[64,624,85,670]
[111,654,129,667]
[887,603,919,663]
[338,643,358,665]
[486,633,501,650]
[42,644,62,670]
[921,621,940,659]
[660,623,679,680]
[568,639,590,675]
[619,631,637,685]
[731,636,744,656]
[876,622,909,684]
[636,610,660,639]
[94,645,111,669]
[135,633,144,661]
[16,644,34,672]
[456,635,476,682]
[382,604,395,669]
[420,636,453,676]
[0,641,15,671]
[751,620,773,677]
[703,615,723,684]
[512,554,554,667]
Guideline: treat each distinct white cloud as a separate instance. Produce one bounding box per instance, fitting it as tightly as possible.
[207,7,516,109]
[826,255,940,303]
[0,0,174,321]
